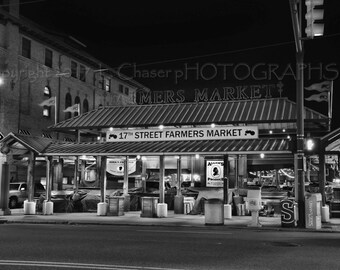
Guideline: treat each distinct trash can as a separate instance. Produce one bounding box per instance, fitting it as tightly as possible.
[305,193,321,230]
[204,198,224,225]
[280,198,298,227]
[108,196,125,216]
[140,197,158,218]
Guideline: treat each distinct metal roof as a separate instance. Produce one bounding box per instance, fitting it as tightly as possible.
[1,133,56,155]
[44,138,291,156]
[49,98,328,131]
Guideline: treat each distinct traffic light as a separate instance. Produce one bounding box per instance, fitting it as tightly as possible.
[305,0,324,38]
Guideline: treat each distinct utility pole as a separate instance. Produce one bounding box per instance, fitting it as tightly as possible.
[289,0,305,228]
[289,0,325,228]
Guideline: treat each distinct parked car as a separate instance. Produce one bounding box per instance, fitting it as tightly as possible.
[9,182,46,208]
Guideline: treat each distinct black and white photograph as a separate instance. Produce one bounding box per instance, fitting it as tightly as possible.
[0,0,340,269]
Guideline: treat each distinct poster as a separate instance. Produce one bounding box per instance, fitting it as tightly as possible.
[206,160,224,187]
[106,158,136,176]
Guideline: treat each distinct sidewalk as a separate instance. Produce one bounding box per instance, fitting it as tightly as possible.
[1,209,340,232]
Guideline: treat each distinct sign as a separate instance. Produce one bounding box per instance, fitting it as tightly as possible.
[106,158,136,176]
[280,199,297,227]
[206,160,224,187]
[137,82,285,104]
[106,126,258,142]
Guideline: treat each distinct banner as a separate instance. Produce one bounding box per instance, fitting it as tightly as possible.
[106,126,258,142]
[206,160,224,187]
[106,158,136,176]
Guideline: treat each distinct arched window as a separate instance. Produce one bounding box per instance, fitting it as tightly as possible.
[65,93,72,119]
[83,99,89,113]
[74,96,80,117]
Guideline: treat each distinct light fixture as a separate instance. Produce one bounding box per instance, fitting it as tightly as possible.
[0,76,4,86]
[269,130,273,134]
[282,129,286,132]
[195,154,200,159]
[109,127,113,131]
[159,125,164,130]
[260,153,265,159]
[287,135,291,139]
[136,155,141,160]
[97,136,101,141]
[211,123,216,128]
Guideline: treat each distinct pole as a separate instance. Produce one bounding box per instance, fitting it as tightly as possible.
[289,0,306,228]
[296,49,306,228]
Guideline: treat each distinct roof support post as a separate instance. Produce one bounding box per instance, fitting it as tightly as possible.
[0,161,10,215]
[123,156,130,211]
[99,156,107,203]
[73,157,79,193]
[27,151,35,202]
[177,156,182,196]
[318,142,326,206]
[45,156,53,202]
[159,155,165,204]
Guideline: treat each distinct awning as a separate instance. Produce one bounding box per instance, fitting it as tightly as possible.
[44,138,291,156]
[1,133,56,155]
[49,98,329,131]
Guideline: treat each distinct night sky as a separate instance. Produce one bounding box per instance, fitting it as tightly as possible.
[20,0,340,130]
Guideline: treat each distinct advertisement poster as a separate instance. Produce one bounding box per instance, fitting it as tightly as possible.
[206,160,224,187]
[106,158,136,176]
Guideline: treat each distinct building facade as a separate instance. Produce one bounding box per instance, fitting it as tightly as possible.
[0,1,147,141]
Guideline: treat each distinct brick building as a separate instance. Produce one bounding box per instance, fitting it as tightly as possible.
[0,0,147,182]
[0,0,147,142]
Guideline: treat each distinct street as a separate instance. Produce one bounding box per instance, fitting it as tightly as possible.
[0,224,339,269]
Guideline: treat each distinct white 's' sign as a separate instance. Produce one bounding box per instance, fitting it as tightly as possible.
[106,126,258,142]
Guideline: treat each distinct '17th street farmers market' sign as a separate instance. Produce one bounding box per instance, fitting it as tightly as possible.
[106,126,258,142]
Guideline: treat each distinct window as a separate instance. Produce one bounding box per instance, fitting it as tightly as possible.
[71,61,78,78]
[21,37,31,59]
[83,99,89,113]
[125,87,129,95]
[65,93,72,119]
[98,75,104,90]
[119,84,124,93]
[74,96,80,117]
[43,106,51,118]
[105,78,111,92]
[44,86,51,97]
[45,49,53,68]
[80,65,86,82]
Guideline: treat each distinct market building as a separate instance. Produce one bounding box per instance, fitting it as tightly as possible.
[1,96,338,224]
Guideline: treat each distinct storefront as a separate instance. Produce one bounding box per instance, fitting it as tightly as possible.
[0,97,331,216]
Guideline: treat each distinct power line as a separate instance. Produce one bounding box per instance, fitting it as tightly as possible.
[118,32,340,68]
[131,40,295,67]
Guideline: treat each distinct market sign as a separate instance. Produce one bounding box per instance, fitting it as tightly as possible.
[206,160,224,187]
[106,158,136,176]
[106,126,258,142]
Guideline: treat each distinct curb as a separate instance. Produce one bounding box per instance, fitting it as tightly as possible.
[2,218,340,233]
